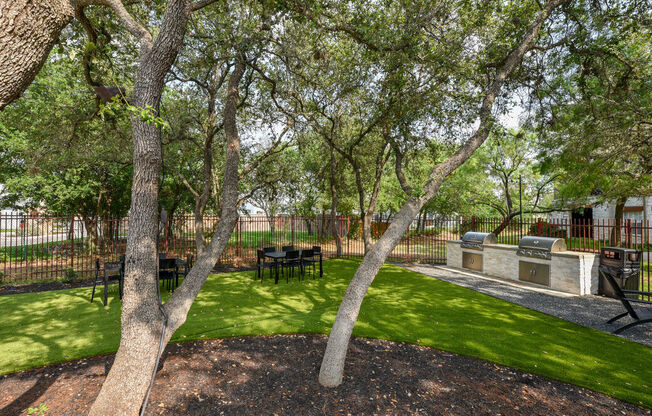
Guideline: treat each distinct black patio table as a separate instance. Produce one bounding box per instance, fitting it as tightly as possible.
[264,250,323,284]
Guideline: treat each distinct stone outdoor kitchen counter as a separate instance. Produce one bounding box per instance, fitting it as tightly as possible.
[447,240,599,296]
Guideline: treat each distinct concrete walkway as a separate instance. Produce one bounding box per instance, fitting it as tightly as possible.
[398,263,651,347]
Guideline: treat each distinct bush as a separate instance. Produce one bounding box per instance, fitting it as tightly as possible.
[371,222,389,239]
[347,220,360,239]
[528,221,567,238]
[61,268,78,284]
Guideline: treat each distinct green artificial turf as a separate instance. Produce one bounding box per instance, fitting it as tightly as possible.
[0,260,650,408]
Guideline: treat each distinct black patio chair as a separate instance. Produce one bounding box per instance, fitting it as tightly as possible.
[176,254,193,282]
[312,246,322,277]
[301,249,316,279]
[282,245,295,252]
[257,249,276,282]
[601,269,652,334]
[263,246,276,253]
[282,250,301,283]
[118,254,125,297]
[91,258,123,306]
[159,258,179,291]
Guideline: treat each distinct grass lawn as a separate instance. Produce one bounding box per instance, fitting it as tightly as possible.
[0,260,650,408]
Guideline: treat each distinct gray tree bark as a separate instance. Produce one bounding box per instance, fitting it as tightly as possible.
[193,132,214,256]
[330,149,343,257]
[88,1,191,413]
[0,0,74,110]
[318,0,570,387]
[90,53,245,414]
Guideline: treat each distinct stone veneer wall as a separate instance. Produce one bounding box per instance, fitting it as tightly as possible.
[446,240,599,295]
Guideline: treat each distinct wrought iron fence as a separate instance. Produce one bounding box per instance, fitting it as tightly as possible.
[0,213,649,295]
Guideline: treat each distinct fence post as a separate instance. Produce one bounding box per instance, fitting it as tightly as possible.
[537,218,543,236]
[291,214,295,246]
[346,216,350,258]
[70,214,75,270]
[236,217,240,257]
[163,216,169,254]
[471,215,477,232]
[626,218,632,248]
[407,223,410,261]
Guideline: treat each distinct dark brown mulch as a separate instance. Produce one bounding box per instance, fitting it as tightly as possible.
[1,335,649,416]
[0,278,96,296]
[0,265,257,296]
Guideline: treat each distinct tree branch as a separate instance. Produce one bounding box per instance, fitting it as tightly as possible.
[77,0,152,50]
[191,0,221,12]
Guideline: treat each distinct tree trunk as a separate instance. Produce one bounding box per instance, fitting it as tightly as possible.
[330,151,342,257]
[194,123,216,257]
[81,215,99,254]
[319,196,423,386]
[0,0,74,110]
[88,1,191,414]
[91,54,246,415]
[610,197,627,246]
[194,200,207,256]
[318,0,566,387]
[492,211,519,236]
[362,212,373,251]
[268,213,276,236]
[320,211,327,240]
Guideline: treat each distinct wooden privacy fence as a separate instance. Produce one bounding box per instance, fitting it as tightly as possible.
[0,213,650,293]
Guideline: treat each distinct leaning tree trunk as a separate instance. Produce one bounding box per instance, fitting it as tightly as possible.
[194,200,207,256]
[0,0,73,110]
[318,0,567,387]
[492,211,519,236]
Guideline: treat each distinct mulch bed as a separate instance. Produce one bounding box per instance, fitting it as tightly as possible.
[0,279,96,296]
[1,335,649,415]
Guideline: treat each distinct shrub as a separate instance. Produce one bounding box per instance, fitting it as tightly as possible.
[371,222,389,239]
[61,268,78,284]
[26,403,48,415]
[528,221,567,238]
[347,220,360,239]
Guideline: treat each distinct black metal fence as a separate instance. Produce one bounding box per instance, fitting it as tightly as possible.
[0,213,649,294]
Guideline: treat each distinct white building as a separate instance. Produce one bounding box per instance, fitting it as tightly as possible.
[549,197,651,243]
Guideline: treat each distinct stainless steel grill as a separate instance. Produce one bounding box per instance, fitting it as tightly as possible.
[460,232,497,251]
[516,236,567,260]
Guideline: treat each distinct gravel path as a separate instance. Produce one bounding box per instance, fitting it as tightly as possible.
[399,263,652,347]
